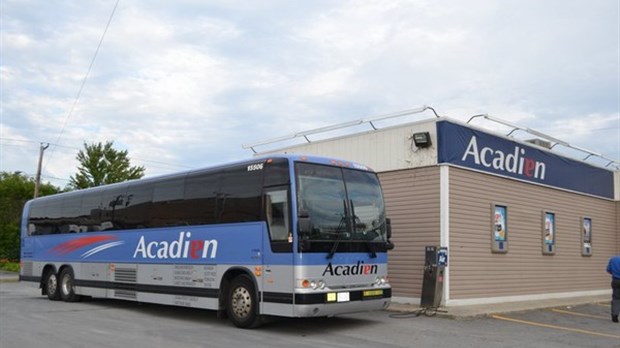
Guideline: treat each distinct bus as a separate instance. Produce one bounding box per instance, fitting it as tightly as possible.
[19,154,393,328]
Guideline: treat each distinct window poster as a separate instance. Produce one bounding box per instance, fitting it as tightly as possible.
[581,217,592,256]
[494,205,507,242]
[544,212,555,245]
[491,204,508,253]
[582,217,592,245]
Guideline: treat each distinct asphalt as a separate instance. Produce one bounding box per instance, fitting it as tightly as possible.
[387,294,611,319]
[0,270,609,319]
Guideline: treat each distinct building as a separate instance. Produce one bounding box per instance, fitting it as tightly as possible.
[246,108,620,306]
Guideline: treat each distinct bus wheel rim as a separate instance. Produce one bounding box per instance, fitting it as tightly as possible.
[48,274,57,294]
[231,286,251,319]
[61,273,72,295]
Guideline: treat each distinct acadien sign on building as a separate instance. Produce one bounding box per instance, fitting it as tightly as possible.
[437,120,614,199]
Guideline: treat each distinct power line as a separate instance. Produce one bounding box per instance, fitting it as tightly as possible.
[132,157,193,169]
[41,175,71,182]
[0,143,35,149]
[0,137,39,144]
[45,0,121,169]
[0,138,80,150]
[1,138,193,169]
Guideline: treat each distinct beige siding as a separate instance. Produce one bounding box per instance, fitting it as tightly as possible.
[257,119,438,172]
[379,167,440,298]
[449,167,618,300]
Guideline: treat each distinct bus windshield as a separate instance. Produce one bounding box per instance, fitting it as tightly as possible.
[295,162,387,244]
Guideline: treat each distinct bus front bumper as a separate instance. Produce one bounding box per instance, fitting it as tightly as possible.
[293,287,391,317]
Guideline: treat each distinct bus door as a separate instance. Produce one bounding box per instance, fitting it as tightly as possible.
[261,188,295,315]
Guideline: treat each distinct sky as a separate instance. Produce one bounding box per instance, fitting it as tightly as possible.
[1,0,619,188]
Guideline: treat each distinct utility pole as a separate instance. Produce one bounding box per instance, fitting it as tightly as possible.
[34,142,50,198]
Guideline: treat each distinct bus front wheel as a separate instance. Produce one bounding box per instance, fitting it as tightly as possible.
[59,267,81,302]
[44,270,61,301]
[227,275,260,328]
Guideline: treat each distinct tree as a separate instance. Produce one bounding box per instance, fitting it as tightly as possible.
[68,141,145,189]
[0,172,59,260]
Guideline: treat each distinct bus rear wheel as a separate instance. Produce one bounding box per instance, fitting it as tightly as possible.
[227,275,260,328]
[59,267,81,302]
[44,270,61,301]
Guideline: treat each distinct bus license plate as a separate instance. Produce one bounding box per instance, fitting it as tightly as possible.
[337,292,350,302]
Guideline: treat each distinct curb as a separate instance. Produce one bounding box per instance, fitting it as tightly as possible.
[387,295,611,320]
[0,271,20,283]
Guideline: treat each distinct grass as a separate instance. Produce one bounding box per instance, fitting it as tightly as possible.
[0,261,19,273]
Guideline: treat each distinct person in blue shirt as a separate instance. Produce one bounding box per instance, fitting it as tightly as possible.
[606,255,620,323]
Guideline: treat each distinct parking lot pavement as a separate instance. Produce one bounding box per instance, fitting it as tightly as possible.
[391,297,619,345]
[490,303,619,341]
[2,281,618,348]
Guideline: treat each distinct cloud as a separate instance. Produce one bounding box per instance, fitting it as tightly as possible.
[1,0,618,188]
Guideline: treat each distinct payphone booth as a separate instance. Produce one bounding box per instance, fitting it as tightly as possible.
[421,246,447,308]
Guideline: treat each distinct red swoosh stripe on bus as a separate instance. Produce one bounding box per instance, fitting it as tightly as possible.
[51,235,117,255]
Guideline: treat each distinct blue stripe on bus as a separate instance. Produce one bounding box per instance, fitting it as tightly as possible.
[26,223,387,266]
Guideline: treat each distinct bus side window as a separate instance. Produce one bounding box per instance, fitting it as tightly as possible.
[265,190,289,242]
[81,189,104,232]
[153,176,186,228]
[125,182,154,229]
[46,199,63,234]
[101,184,129,231]
[219,166,262,223]
[61,194,82,234]
[28,201,46,235]
[263,158,290,187]
[184,172,219,226]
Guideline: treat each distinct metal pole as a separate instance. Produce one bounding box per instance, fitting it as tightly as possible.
[34,143,50,198]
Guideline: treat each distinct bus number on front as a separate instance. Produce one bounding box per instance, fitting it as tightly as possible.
[247,163,264,172]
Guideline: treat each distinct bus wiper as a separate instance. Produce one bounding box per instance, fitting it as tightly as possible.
[326,200,349,259]
[326,229,344,259]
